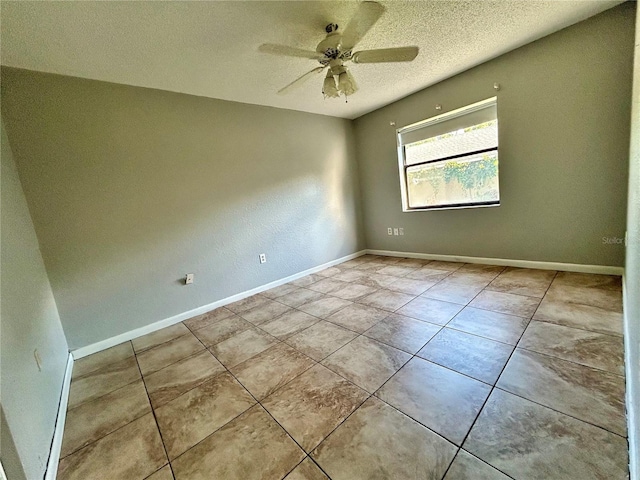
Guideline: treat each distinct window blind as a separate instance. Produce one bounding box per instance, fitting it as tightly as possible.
[398,97,498,146]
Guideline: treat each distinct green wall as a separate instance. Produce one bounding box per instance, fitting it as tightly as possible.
[1,70,364,349]
[354,3,634,267]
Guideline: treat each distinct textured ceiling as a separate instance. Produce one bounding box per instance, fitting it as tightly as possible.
[1,1,623,119]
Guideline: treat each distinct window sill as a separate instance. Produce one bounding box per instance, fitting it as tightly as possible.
[402,202,500,213]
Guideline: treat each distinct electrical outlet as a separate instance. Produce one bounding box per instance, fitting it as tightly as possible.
[185,273,194,285]
[399,228,404,236]
[393,228,399,236]
[259,253,267,264]
[387,227,393,236]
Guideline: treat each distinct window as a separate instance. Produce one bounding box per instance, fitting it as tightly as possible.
[397,97,499,211]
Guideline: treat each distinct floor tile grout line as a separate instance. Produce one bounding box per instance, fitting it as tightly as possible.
[220,365,319,463]
[358,392,463,479]
[278,457,308,480]
[461,449,518,480]
[455,302,535,320]
[56,405,153,467]
[66,377,142,414]
[438,449,462,480]
[531,316,624,339]
[442,270,561,453]
[529,316,624,338]
[70,351,139,385]
[142,465,171,480]
[454,321,529,451]
[282,331,361,364]
[372,389,463,446]
[412,316,624,389]
[250,311,455,464]
[305,455,334,480]
[135,347,209,384]
[59,377,150,460]
[411,352,504,388]
[62,353,176,474]
[284,295,400,340]
[132,324,195,354]
[165,401,260,465]
[447,270,549,451]
[270,291,358,321]
[234,322,384,458]
[359,327,439,357]
[60,398,151,460]
[144,336,253,434]
[183,309,237,333]
[443,447,518,480]
[136,341,209,377]
[157,331,318,469]
[255,367,375,479]
[66,365,141,413]
[70,342,137,382]
[132,348,178,480]
[368,345,628,449]
[529,271,560,319]
[491,385,628,439]
[513,343,625,377]
[251,282,421,344]
[298,394,374,469]
[384,280,506,390]
[441,323,524,347]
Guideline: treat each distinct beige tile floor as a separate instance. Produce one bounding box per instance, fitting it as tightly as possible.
[58,255,628,480]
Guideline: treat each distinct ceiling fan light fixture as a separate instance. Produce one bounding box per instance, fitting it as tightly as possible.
[323,72,340,98]
[338,69,358,96]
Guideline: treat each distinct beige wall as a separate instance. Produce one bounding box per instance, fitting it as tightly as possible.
[1,121,68,480]
[1,69,364,349]
[354,3,634,267]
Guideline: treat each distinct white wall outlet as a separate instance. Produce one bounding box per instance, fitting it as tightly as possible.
[393,228,399,236]
[259,253,267,264]
[387,228,393,235]
[185,273,194,285]
[399,228,404,236]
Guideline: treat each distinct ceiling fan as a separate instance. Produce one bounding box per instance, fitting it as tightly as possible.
[258,1,419,99]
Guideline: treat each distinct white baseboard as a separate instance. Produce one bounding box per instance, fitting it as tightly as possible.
[72,247,622,360]
[366,249,624,276]
[72,250,367,359]
[45,353,73,480]
[623,275,638,479]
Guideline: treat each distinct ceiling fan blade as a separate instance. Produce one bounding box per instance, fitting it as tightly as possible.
[277,66,327,95]
[340,1,386,51]
[259,43,324,60]
[351,46,419,63]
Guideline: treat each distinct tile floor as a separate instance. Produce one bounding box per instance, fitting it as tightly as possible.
[58,255,628,480]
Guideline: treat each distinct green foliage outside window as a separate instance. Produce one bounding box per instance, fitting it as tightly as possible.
[407,154,498,200]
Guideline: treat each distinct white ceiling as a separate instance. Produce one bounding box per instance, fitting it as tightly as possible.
[1,1,623,119]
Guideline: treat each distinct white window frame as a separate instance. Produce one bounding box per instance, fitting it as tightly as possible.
[396,97,499,212]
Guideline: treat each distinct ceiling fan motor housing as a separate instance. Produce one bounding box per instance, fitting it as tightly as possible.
[317,29,353,65]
